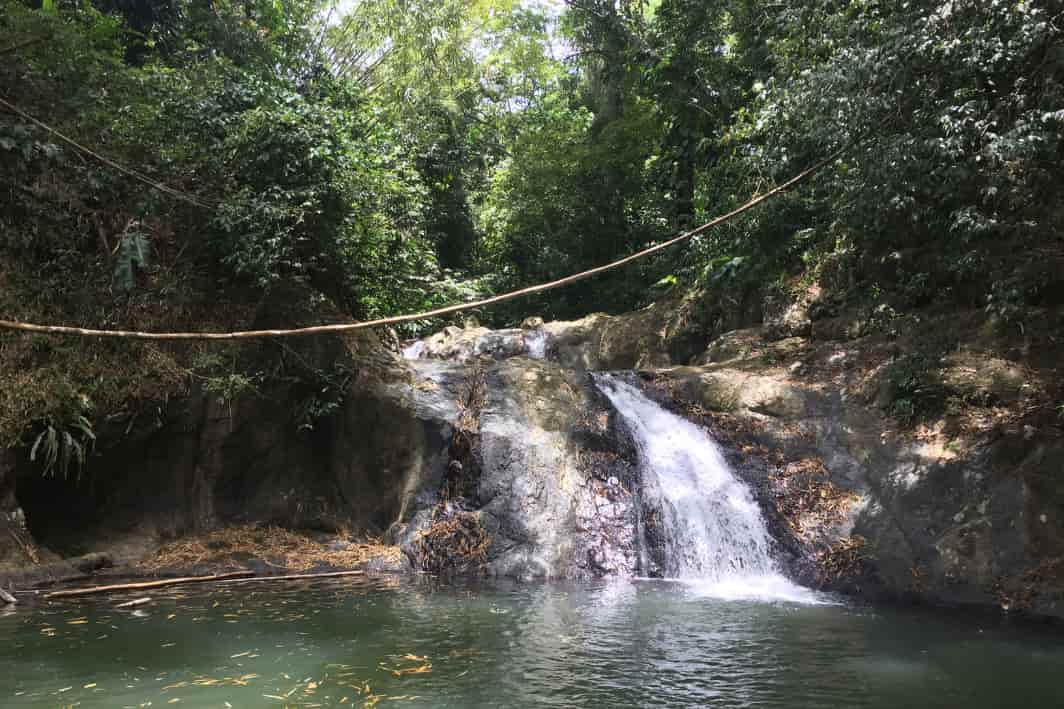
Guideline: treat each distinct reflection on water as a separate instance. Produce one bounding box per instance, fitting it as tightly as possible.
[1,575,1061,708]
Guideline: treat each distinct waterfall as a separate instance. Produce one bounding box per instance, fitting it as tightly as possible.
[594,374,817,603]
[402,340,427,360]
[523,329,548,359]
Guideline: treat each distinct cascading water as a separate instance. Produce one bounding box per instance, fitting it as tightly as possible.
[594,373,818,602]
[523,329,548,359]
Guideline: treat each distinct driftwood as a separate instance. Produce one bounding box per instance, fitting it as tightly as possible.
[114,597,152,609]
[44,571,255,598]
[218,570,366,584]
[45,569,367,599]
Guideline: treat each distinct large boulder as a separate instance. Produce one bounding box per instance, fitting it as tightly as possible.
[398,358,645,579]
[405,295,713,371]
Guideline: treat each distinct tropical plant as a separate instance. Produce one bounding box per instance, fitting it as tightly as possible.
[30,413,96,480]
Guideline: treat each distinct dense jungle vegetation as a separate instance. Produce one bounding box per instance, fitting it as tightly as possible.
[1,0,1062,472]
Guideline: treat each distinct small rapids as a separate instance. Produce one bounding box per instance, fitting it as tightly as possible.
[400,328,549,360]
[594,374,819,603]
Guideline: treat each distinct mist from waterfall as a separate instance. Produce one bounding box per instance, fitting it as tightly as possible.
[594,374,819,603]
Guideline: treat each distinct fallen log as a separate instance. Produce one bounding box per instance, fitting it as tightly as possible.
[44,569,367,599]
[44,571,255,599]
[218,570,366,584]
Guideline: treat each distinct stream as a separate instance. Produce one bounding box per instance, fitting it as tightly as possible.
[2,576,1061,708]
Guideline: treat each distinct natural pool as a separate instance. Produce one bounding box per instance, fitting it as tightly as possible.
[2,575,1061,708]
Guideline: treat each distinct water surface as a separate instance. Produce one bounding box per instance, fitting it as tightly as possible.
[2,576,1060,708]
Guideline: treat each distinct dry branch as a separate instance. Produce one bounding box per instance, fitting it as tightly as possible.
[44,571,255,598]
[216,570,366,584]
[45,569,369,599]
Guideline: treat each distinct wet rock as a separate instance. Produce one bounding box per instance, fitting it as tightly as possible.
[659,359,1064,618]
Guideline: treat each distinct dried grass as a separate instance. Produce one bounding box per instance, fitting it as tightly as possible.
[141,524,402,573]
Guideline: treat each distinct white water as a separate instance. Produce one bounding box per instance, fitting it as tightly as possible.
[402,340,427,359]
[594,374,819,604]
[523,329,548,359]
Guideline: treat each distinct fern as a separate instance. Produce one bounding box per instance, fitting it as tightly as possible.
[30,414,95,480]
[113,231,151,292]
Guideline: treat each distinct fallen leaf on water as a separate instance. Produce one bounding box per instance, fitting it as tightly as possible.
[380,663,433,678]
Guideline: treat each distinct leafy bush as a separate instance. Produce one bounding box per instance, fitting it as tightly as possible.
[881,353,946,425]
[30,413,96,480]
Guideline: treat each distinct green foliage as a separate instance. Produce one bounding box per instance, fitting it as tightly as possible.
[881,353,946,425]
[31,414,95,480]
[292,364,352,433]
[2,0,1062,457]
[26,387,95,480]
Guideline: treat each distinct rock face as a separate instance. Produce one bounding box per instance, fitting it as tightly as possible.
[0,330,453,581]
[404,293,720,371]
[396,359,644,579]
[655,328,1064,618]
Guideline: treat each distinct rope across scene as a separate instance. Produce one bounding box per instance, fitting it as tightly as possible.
[0,94,842,341]
[0,96,216,209]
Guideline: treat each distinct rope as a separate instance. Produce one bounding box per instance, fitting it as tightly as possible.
[0,96,217,210]
[0,35,50,55]
[0,149,843,340]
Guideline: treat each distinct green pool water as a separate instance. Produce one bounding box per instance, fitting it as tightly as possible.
[1,575,1061,708]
